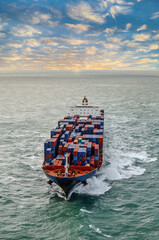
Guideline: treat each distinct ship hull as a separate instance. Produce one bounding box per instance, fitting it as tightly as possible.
[43,168,97,200]
[43,98,104,200]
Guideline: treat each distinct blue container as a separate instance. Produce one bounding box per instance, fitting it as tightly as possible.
[45,157,52,162]
[62,156,66,165]
[95,156,99,161]
[44,140,49,153]
[50,160,55,165]
[51,128,56,137]
[73,160,77,166]
[77,156,82,161]
[56,154,61,160]
[81,161,86,166]
[45,162,50,166]
[46,148,52,155]
[65,131,70,138]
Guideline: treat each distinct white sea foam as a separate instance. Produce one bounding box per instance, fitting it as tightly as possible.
[80,209,93,214]
[29,165,41,171]
[75,176,111,196]
[75,147,156,197]
[89,225,112,238]
[3,176,15,182]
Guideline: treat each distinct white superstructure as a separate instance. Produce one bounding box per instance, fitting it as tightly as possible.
[68,97,102,117]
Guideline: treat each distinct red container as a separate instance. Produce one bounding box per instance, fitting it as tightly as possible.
[73,147,78,156]
[94,144,99,153]
[81,157,86,161]
[63,143,70,151]
[82,135,86,140]
[57,129,62,134]
[93,128,97,134]
[92,143,96,150]
[77,161,81,166]
[59,145,62,150]
[90,159,95,167]
[55,133,60,139]
[94,122,98,128]
[45,154,52,159]
[66,124,74,132]
[99,135,103,146]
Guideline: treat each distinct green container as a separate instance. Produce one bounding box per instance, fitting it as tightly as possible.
[78,138,82,143]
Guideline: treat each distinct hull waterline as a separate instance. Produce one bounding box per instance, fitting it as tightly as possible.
[43,168,97,200]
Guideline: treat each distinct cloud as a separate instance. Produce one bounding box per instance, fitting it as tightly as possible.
[40,37,85,46]
[149,44,159,50]
[0,33,5,37]
[154,34,159,39]
[24,39,41,47]
[0,22,8,31]
[104,23,131,34]
[65,23,90,33]
[137,58,158,64]
[8,43,23,48]
[133,33,150,41]
[107,36,123,44]
[110,5,132,18]
[11,25,41,37]
[65,39,84,45]
[86,46,97,55]
[104,27,117,34]
[67,2,106,24]
[150,11,159,19]
[137,24,147,31]
[103,43,121,50]
[136,48,149,53]
[28,11,58,26]
[126,23,132,31]
[123,40,139,47]
[107,0,133,4]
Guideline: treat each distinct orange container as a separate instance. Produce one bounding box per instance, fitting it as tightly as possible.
[51,138,58,146]
[68,137,72,142]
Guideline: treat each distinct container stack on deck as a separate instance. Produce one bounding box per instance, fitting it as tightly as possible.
[44,112,104,169]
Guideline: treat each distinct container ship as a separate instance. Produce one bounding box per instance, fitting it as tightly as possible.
[42,97,104,200]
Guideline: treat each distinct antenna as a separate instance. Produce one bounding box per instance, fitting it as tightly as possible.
[65,153,69,177]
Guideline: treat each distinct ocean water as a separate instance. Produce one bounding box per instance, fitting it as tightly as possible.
[0,71,159,240]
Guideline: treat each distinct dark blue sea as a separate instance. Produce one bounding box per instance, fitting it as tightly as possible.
[0,71,159,239]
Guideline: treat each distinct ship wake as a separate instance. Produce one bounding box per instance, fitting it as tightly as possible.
[74,147,157,197]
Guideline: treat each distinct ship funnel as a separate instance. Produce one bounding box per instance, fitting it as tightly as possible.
[82,96,88,105]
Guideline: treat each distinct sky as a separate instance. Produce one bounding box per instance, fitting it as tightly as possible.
[0,0,159,71]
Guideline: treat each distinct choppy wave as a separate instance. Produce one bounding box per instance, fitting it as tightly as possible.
[89,224,112,238]
[80,209,93,213]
